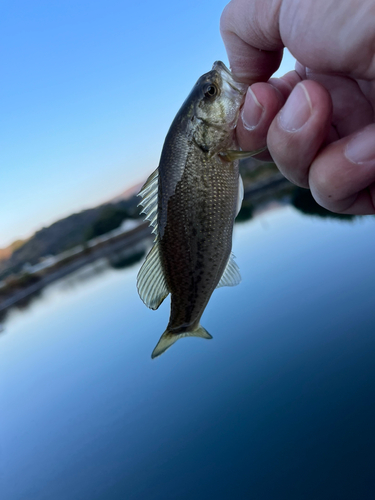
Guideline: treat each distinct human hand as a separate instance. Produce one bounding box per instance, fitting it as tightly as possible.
[221,0,375,214]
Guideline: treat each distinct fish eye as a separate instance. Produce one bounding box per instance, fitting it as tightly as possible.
[204,84,217,98]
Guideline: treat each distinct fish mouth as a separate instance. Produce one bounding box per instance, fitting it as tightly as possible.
[212,61,248,95]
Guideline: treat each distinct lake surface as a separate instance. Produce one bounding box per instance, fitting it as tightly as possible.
[2,202,375,499]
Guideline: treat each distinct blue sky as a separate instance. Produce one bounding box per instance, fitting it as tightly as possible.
[0,0,295,248]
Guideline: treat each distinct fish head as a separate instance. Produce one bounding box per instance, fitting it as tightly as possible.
[187,61,248,153]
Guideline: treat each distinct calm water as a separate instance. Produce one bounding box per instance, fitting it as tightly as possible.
[1,204,375,499]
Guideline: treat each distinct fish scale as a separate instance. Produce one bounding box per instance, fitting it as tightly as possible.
[160,148,239,333]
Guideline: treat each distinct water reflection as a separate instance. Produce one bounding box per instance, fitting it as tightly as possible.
[2,188,375,500]
[292,187,356,220]
[0,238,152,330]
[235,202,253,223]
[108,247,147,270]
[0,289,43,326]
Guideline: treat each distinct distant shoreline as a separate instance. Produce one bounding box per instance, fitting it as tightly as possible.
[0,223,152,313]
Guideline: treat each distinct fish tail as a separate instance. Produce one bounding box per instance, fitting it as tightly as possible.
[151,324,212,359]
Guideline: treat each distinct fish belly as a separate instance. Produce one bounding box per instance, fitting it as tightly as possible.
[159,155,238,333]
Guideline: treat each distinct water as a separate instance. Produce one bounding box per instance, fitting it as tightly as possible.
[1,204,375,499]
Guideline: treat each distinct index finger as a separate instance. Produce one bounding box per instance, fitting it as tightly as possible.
[220,0,284,83]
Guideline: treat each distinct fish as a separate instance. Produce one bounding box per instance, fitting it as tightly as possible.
[137,61,264,358]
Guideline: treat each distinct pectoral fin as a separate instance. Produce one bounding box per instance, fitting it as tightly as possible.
[219,147,267,162]
[237,174,244,216]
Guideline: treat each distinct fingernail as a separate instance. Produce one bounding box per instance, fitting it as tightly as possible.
[241,87,264,130]
[279,82,312,132]
[345,125,375,164]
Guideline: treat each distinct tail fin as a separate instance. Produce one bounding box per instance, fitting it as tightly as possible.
[151,324,212,359]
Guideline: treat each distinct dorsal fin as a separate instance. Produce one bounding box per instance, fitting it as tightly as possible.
[137,168,159,235]
[216,253,241,288]
[137,237,169,310]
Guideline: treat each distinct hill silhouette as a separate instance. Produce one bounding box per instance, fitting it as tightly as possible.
[0,194,140,280]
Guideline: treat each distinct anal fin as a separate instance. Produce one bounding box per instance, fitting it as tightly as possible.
[216,253,241,288]
[137,238,169,310]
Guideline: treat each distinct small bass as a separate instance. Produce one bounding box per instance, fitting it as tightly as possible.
[137,61,263,358]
